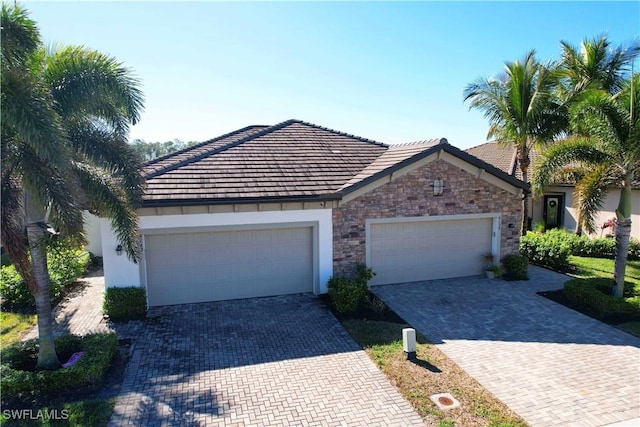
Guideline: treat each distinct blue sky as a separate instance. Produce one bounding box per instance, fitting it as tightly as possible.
[24,1,640,149]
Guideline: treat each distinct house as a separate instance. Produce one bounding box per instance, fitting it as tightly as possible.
[101,120,526,306]
[466,142,640,238]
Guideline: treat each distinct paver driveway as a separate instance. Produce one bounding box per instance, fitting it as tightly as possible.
[373,266,640,427]
[109,294,423,426]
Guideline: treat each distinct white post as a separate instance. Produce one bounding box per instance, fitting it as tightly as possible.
[402,328,416,360]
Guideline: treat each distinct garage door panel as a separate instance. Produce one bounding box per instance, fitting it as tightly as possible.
[370,218,493,286]
[145,227,313,306]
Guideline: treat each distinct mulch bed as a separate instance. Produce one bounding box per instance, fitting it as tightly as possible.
[318,293,406,323]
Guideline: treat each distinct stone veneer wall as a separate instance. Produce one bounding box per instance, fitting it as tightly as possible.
[333,159,522,277]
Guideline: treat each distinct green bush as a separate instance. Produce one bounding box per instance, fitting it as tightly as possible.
[327,277,367,314]
[520,229,640,268]
[520,229,571,270]
[0,242,90,310]
[502,254,529,280]
[103,287,147,322]
[327,264,375,314]
[564,278,640,323]
[569,235,616,258]
[627,238,640,260]
[0,333,118,403]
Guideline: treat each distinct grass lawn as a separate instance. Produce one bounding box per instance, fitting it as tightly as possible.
[569,256,640,285]
[0,311,37,349]
[342,319,527,427]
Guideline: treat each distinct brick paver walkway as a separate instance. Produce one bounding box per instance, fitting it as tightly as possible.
[373,266,640,427]
[109,295,424,426]
[22,269,111,340]
[25,273,423,426]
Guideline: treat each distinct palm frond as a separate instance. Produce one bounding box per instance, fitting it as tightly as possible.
[570,89,628,157]
[45,46,144,133]
[1,67,69,169]
[574,165,615,233]
[0,175,36,291]
[0,3,40,68]
[66,122,145,205]
[531,138,613,195]
[74,164,140,261]
[17,145,84,237]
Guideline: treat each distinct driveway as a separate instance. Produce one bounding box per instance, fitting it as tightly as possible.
[109,294,423,426]
[373,266,640,427]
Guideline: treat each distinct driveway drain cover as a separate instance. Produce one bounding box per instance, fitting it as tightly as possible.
[430,393,461,410]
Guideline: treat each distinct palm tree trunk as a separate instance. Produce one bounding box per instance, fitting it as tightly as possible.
[25,193,60,370]
[521,169,529,236]
[612,182,633,298]
[612,218,631,298]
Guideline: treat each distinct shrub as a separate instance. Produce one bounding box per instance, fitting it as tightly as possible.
[569,235,616,258]
[564,278,640,323]
[520,230,571,270]
[0,333,118,403]
[628,238,640,260]
[103,287,147,322]
[502,254,529,280]
[327,264,375,314]
[327,277,368,314]
[520,229,640,268]
[0,241,90,311]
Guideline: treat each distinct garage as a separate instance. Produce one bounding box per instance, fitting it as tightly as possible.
[367,216,495,286]
[144,226,314,306]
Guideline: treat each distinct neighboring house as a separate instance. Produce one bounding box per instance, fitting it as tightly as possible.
[101,120,526,306]
[466,142,640,238]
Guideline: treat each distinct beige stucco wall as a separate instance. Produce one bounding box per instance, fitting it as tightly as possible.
[531,187,640,238]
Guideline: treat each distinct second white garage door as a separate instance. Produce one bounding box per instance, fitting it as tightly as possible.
[144,226,313,306]
[368,217,494,285]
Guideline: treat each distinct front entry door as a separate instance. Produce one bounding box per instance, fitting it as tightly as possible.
[543,195,564,229]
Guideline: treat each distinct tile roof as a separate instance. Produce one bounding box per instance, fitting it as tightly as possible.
[465,141,541,182]
[340,139,445,190]
[465,141,640,188]
[142,120,387,205]
[142,120,527,207]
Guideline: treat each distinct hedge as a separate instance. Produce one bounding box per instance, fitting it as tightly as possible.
[103,287,147,322]
[520,229,640,270]
[0,333,118,404]
[520,229,571,270]
[564,278,640,323]
[327,264,375,314]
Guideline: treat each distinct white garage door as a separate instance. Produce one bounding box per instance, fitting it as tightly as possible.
[369,217,494,285]
[144,227,313,306]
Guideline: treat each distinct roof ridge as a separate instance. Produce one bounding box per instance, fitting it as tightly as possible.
[143,121,298,179]
[141,125,269,169]
[291,119,389,148]
[465,140,497,151]
[393,138,447,147]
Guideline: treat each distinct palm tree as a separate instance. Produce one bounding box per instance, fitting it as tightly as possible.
[532,74,639,298]
[1,3,144,368]
[464,50,566,235]
[559,35,640,98]
[556,35,640,234]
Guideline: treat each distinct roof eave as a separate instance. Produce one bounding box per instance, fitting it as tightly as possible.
[140,193,342,208]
